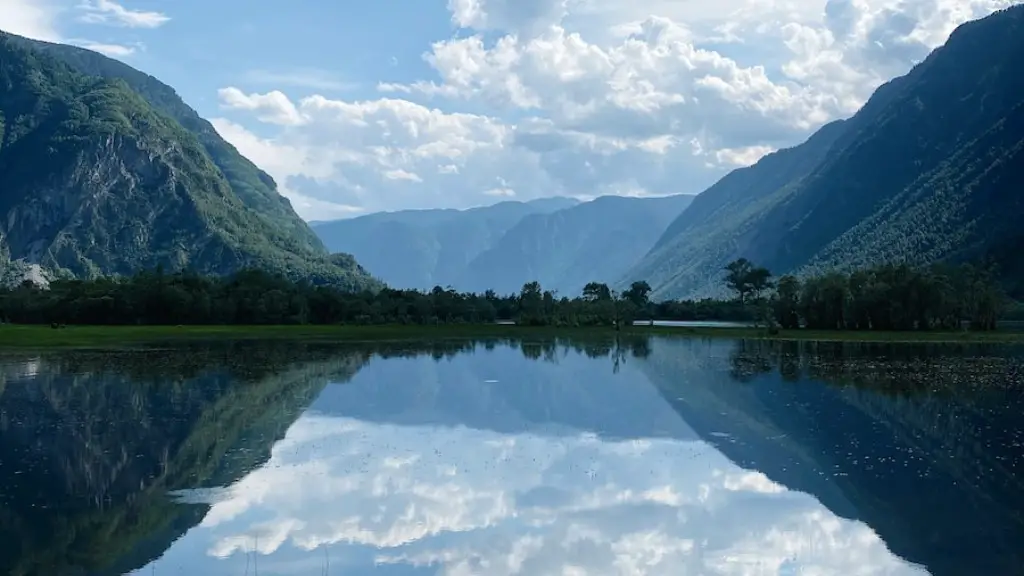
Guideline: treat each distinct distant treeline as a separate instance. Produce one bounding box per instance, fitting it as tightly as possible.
[0,271,658,326]
[0,260,1009,330]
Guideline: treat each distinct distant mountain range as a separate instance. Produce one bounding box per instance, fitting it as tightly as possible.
[624,5,1024,299]
[313,194,694,296]
[0,31,379,290]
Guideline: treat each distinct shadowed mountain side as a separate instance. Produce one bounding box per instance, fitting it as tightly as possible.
[0,343,370,576]
[624,122,847,298]
[309,336,697,441]
[312,198,579,290]
[627,6,1024,299]
[637,337,1024,576]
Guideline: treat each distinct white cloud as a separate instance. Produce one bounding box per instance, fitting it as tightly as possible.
[214,0,1023,217]
[715,144,777,167]
[77,0,170,28]
[383,168,423,182]
[209,117,366,220]
[218,87,307,126]
[0,0,60,41]
[72,39,137,57]
[211,90,569,216]
[484,186,516,196]
[241,68,359,92]
[448,0,569,36]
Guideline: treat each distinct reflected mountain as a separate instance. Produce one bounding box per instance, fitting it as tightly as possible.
[0,342,370,576]
[639,338,1024,576]
[310,336,690,441]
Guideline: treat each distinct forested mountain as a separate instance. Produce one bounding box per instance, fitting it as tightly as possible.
[314,194,692,295]
[626,6,1024,299]
[313,197,577,291]
[0,32,379,290]
[465,194,694,295]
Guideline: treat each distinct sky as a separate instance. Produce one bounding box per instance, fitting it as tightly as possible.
[0,0,1020,220]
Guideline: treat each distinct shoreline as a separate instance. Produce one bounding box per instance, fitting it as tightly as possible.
[1,323,1023,349]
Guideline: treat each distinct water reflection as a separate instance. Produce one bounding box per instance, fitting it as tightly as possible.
[1,336,1021,575]
[0,342,369,576]
[644,338,1024,576]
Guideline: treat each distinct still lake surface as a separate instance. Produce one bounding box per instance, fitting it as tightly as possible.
[1,336,1023,575]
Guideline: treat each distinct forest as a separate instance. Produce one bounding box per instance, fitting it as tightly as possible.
[0,259,1009,331]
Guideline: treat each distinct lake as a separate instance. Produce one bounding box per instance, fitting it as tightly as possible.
[1,336,1022,575]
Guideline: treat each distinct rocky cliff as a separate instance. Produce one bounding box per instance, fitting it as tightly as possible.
[0,32,379,290]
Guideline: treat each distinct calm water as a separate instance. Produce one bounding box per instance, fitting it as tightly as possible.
[1,337,1023,576]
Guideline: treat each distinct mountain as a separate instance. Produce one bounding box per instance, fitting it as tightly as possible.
[312,197,579,290]
[0,32,379,290]
[465,194,695,295]
[313,194,693,295]
[626,6,1024,299]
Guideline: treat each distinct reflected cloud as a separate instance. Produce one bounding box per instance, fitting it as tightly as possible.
[161,412,925,575]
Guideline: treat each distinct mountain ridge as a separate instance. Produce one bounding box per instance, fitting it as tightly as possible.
[466,193,695,295]
[314,194,694,295]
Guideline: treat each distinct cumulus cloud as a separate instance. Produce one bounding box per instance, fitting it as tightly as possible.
[448,0,569,36]
[77,0,170,28]
[0,0,61,41]
[211,90,571,217]
[0,0,160,59]
[71,39,137,57]
[213,0,1023,217]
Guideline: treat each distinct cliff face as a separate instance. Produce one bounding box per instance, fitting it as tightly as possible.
[0,32,379,290]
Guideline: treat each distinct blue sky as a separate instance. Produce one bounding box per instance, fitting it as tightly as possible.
[1,0,1021,219]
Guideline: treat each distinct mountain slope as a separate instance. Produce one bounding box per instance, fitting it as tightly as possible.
[625,122,847,297]
[807,100,1024,288]
[627,6,1024,299]
[313,197,579,290]
[467,194,695,295]
[6,34,325,256]
[0,32,377,289]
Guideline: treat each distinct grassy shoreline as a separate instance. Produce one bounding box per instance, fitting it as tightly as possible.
[1,323,1023,348]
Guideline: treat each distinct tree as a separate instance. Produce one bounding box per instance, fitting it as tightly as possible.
[773,275,801,329]
[622,281,652,309]
[724,258,754,302]
[518,281,544,325]
[582,282,612,302]
[747,267,774,301]
[724,258,772,303]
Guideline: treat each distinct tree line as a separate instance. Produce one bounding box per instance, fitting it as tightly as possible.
[723,258,1006,331]
[0,259,1009,330]
[0,270,665,327]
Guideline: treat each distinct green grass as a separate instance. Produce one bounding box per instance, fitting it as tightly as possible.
[2,323,1024,349]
